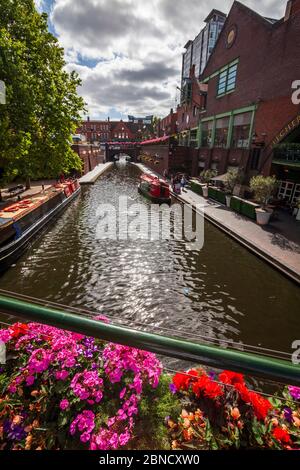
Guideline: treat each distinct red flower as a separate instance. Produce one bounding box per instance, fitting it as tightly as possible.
[249,392,272,421]
[273,427,291,444]
[187,369,200,379]
[203,380,224,400]
[192,375,223,400]
[173,373,192,391]
[172,369,200,392]
[235,383,251,402]
[192,375,210,397]
[219,370,244,385]
[10,323,29,339]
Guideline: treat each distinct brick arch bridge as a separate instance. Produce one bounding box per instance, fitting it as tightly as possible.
[105,143,141,162]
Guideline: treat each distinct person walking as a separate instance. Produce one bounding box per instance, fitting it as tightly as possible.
[181,174,187,191]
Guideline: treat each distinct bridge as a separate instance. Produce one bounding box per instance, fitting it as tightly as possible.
[104,141,141,162]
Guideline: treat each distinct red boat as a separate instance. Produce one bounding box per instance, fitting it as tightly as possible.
[138,174,171,204]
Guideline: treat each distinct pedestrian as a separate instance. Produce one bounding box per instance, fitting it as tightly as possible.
[174,176,181,194]
[170,174,174,190]
[181,174,187,191]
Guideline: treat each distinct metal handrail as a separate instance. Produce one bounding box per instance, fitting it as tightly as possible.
[0,294,299,386]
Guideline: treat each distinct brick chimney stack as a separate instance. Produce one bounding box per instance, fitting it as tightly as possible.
[284,0,300,21]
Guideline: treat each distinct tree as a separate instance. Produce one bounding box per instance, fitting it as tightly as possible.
[0,0,85,187]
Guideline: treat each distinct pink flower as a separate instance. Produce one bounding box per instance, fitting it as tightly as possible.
[80,432,91,443]
[55,370,69,381]
[28,349,52,374]
[26,376,35,386]
[60,399,70,411]
[0,329,12,343]
[70,411,95,439]
[119,431,131,446]
[71,371,103,402]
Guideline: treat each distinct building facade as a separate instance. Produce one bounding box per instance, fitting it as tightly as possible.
[77,118,110,143]
[174,0,300,206]
[144,0,300,209]
[72,143,105,174]
[77,118,154,143]
[181,9,227,83]
[157,108,178,137]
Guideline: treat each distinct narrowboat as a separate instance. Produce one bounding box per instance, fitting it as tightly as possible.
[0,180,81,273]
[138,174,171,204]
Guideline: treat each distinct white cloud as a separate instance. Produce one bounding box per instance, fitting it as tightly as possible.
[47,0,286,119]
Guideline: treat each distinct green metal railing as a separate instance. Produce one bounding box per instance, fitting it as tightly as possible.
[0,294,299,386]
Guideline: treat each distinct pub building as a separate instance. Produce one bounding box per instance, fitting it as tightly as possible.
[175,0,300,207]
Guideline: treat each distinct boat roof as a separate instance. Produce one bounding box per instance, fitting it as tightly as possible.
[140,173,169,187]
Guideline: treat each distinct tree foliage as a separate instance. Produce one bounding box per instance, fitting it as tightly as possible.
[0,0,85,184]
[250,175,278,207]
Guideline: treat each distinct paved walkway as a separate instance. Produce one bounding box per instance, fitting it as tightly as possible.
[79,162,114,185]
[133,163,300,284]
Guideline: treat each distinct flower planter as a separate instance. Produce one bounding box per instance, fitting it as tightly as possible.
[225,195,232,208]
[255,208,272,225]
[202,186,209,198]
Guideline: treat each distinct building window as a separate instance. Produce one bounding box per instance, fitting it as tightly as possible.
[214,117,229,148]
[201,120,214,147]
[217,63,238,96]
[250,148,261,170]
[232,112,252,148]
[193,105,197,117]
[190,129,198,148]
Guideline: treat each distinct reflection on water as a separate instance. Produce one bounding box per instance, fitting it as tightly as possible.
[1,162,300,367]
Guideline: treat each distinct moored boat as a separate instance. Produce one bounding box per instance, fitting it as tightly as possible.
[0,180,81,273]
[138,173,171,204]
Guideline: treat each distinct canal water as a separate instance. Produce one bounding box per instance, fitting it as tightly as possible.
[1,161,300,363]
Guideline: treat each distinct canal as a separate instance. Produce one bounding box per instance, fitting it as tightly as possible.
[1,161,300,363]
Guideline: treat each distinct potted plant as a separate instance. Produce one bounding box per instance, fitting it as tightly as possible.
[224,168,243,207]
[250,175,278,225]
[200,169,217,198]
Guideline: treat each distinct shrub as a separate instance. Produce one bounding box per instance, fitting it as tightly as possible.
[224,168,243,195]
[200,170,217,186]
[250,175,278,208]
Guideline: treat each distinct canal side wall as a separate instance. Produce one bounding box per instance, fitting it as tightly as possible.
[79,162,114,185]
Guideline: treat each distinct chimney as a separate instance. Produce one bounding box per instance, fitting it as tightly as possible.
[284,0,300,21]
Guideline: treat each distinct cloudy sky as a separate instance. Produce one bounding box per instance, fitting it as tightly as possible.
[35,0,284,120]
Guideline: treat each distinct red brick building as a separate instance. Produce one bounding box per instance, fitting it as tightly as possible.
[192,0,300,204]
[72,143,104,174]
[157,108,178,137]
[77,118,110,143]
[77,118,154,143]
